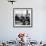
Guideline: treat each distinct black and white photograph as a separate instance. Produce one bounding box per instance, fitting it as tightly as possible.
[13,8,32,27]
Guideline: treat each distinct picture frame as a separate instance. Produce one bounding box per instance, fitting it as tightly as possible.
[13,8,33,28]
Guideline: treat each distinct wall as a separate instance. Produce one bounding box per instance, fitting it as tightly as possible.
[0,0,46,42]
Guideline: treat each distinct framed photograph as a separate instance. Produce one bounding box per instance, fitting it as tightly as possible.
[13,8,33,27]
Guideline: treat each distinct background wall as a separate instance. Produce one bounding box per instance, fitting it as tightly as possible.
[0,0,46,42]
